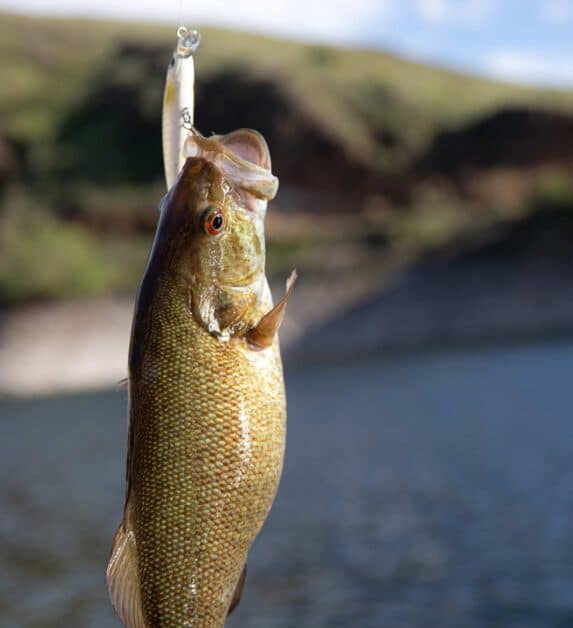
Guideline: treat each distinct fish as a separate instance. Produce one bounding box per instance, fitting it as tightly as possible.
[106,128,296,627]
[162,26,201,190]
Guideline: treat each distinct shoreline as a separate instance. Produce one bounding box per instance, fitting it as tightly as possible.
[2,260,573,398]
[0,275,374,398]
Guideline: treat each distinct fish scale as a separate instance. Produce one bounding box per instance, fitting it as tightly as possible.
[130,289,285,626]
[107,138,293,627]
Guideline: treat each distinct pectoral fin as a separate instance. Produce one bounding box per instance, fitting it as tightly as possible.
[247,270,297,350]
[228,564,247,615]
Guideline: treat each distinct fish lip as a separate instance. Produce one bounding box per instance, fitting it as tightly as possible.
[183,133,279,201]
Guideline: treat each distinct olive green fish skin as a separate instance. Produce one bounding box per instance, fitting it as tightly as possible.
[122,156,286,626]
[131,287,285,626]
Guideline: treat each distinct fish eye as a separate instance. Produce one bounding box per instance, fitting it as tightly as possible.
[201,209,225,236]
[169,56,176,69]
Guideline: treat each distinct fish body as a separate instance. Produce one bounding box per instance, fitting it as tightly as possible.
[107,130,294,627]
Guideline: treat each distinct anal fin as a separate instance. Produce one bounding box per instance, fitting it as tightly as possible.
[106,518,146,627]
[228,564,247,616]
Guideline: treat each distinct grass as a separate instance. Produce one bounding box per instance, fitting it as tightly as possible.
[2,12,573,160]
[0,194,151,303]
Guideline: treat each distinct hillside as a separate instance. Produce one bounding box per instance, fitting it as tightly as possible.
[1,12,573,305]
[3,13,573,172]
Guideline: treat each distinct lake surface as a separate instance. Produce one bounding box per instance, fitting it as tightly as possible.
[1,341,573,627]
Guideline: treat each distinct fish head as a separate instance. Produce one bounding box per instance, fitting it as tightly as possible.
[156,130,278,338]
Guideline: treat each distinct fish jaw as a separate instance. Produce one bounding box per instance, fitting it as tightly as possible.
[183,130,279,202]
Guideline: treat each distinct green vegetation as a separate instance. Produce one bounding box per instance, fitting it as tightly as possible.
[3,13,573,161]
[1,12,573,305]
[531,170,573,208]
[0,196,149,303]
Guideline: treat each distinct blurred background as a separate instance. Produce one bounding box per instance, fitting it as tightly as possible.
[2,1,573,626]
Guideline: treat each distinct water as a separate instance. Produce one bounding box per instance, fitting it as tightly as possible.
[1,341,573,627]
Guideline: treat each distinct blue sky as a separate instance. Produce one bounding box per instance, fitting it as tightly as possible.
[1,0,573,86]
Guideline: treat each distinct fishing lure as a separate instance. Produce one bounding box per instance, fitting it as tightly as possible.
[162,26,201,190]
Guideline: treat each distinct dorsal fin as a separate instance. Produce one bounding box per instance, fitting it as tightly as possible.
[106,515,146,627]
[228,563,247,616]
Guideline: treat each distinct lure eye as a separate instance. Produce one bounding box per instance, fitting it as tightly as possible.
[202,209,225,236]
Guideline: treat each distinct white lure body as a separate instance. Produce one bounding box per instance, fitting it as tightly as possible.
[162,27,201,190]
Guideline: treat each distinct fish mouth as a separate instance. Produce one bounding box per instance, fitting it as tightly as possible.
[183,131,279,201]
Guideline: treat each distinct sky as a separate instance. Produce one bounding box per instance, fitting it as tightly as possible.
[1,0,573,87]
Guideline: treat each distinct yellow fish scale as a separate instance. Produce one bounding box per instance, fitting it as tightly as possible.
[129,283,286,627]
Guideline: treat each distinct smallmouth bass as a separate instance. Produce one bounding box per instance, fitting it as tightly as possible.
[107,129,295,627]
